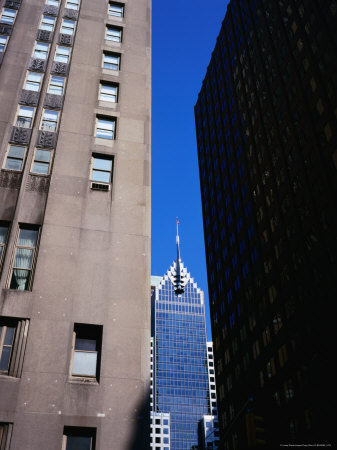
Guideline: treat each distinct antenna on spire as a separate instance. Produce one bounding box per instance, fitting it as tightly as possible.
[174,217,184,295]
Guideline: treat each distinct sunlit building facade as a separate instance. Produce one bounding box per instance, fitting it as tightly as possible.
[195,0,337,448]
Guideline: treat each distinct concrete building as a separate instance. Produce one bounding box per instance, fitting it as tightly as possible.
[0,0,151,448]
[151,225,214,450]
[195,0,336,448]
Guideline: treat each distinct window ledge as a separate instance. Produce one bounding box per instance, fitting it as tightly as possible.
[1,168,22,174]
[68,377,99,385]
[0,373,20,382]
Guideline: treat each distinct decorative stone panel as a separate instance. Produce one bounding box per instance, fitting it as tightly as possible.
[44,93,63,110]
[37,29,53,42]
[20,89,40,106]
[26,174,50,193]
[4,0,21,9]
[58,33,73,46]
[63,8,78,20]
[51,61,69,76]
[0,170,22,189]
[36,130,57,148]
[28,58,46,72]
[43,4,58,15]
[9,127,32,145]
[0,26,12,35]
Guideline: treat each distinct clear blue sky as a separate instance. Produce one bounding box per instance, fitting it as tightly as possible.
[151,0,230,340]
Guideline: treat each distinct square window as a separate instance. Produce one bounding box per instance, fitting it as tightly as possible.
[108,2,124,17]
[71,324,102,380]
[95,116,116,140]
[24,72,43,92]
[41,15,56,31]
[40,109,59,132]
[0,8,17,25]
[62,427,96,450]
[55,45,71,63]
[31,148,53,175]
[48,75,65,95]
[106,25,122,42]
[61,19,75,35]
[0,35,8,52]
[33,41,50,60]
[99,82,118,102]
[4,145,27,171]
[9,226,40,291]
[90,154,113,184]
[16,106,35,128]
[103,51,120,70]
[163,438,169,444]
[66,0,79,10]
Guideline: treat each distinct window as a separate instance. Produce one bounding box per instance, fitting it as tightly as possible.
[40,109,59,132]
[95,116,115,140]
[9,226,40,291]
[46,0,59,5]
[40,15,56,31]
[0,223,10,270]
[55,45,71,63]
[24,72,43,92]
[106,25,122,42]
[91,154,113,183]
[62,427,96,450]
[61,19,75,35]
[0,422,13,447]
[0,317,29,376]
[48,75,65,95]
[103,51,120,70]
[31,149,53,175]
[33,41,49,60]
[16,106,34,128]
[71,323,102,380]
[108,2,124,17]
[66,0,79,10]
[3,145,27,171]
[0,35,8,52]
[0,8,17,24]
[99,82,118,102]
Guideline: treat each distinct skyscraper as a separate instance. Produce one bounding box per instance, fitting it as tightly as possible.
[195,1,336,448]
[0,0,151,448]
[151,225,215,450]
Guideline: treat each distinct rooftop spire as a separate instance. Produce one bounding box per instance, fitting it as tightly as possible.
[174,217,184,295]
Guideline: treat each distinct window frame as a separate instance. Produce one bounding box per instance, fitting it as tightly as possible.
[3,144,27,172]
[54,45,71,63]
[60,18,76,35]
[108,1,124,17]
[46,0,59,6]
[24,71,43,92]
[102,51,120,71]
[95,116,116,140]
[40,109,59,132]
[66,0,79,10]
[105,25,122,42]
[30,148,54,176]
[40,14,56,31]
[70,324,102,381]
[15,105,35,129]
[99,81,118,103]
[0,222,10,273]
[90,153,114,184]
[0,8,17,25]
[62,427,96,450]
[48,74,66,95]
[8,225,41,291]
[0,317,29,377]
[0,34,9,53]
[33,41,50,60]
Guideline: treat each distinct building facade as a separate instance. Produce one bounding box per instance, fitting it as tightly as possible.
[151,229,215,450]
[195,0,336,448]
[0,0,151,448]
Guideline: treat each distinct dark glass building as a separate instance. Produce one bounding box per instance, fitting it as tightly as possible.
[195,0,337,448]
[151,229,212,450]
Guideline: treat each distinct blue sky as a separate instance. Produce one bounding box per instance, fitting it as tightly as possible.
[151,0,230,339]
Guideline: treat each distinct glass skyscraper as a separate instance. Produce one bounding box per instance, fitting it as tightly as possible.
[151,226,211,450]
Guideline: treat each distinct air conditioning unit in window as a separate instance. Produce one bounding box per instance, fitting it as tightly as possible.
[90,182,110,191]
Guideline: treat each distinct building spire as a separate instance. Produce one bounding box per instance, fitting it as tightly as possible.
[174,217,184,295]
